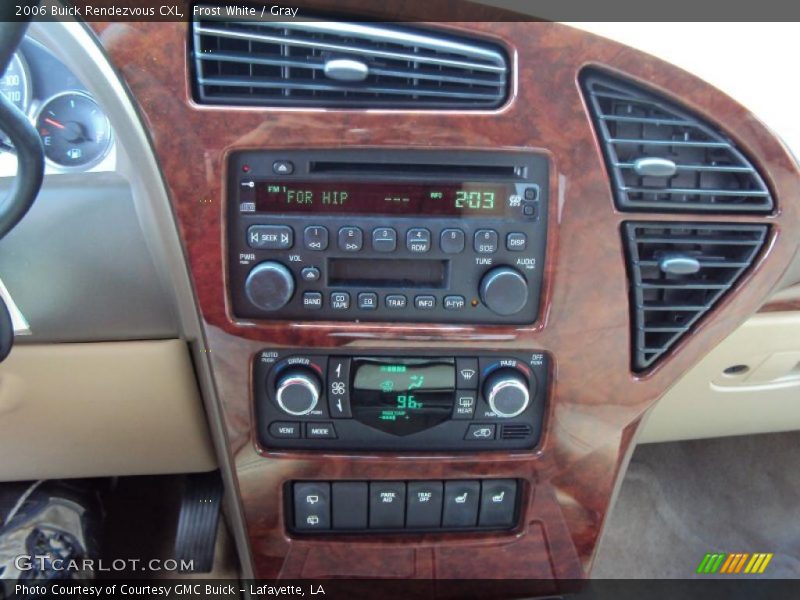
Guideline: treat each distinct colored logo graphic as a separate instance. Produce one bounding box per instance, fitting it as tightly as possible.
[696,552,773,575]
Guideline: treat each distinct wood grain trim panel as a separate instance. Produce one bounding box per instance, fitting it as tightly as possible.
[90,17,800,585]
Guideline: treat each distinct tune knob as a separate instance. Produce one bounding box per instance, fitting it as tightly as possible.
[483,368,532,418]
[479,266,529,316]
[245,261,295,311]
[275,368,321,416]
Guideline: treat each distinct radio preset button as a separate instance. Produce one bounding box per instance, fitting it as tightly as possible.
[456,358,479,389]
[444,295,466,311]
[303,226,329,251]
[302,292,323,310]
[440,228,465,254]
[474,229,499,254]
[247,225,293,250]
[358,292,378,310]
[506,232,527,252]
[406,228,431,253]
[385,295,407,309]
[300,267,320,282]
[268,421,301,438]
[372,228,397,252]
[453,391,477,419]
[414,295,436,310]
[306,422,337,439]
[330,292,350,310]
[338,227,363,252]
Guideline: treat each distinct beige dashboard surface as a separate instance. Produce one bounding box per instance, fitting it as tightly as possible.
[0,340,217,481]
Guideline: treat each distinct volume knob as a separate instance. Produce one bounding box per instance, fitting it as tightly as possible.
[245,261,295,311]
[483,368,531,418]
[479,266,529,316]
[275,368,321,416]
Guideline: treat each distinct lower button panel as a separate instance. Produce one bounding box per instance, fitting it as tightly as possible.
[289,479,519,534]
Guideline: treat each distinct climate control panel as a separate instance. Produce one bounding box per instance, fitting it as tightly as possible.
[254,349,547,451]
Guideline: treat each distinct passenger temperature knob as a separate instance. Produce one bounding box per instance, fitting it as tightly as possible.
[275,368,321,416]
[479,266,529,316]
[483,368,531,418]
[245,261,295,311]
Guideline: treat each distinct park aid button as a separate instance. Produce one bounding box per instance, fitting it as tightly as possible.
[293,482,330,530]
[369,482,406,529]
[478,479,517,527]
[406,481,444,528]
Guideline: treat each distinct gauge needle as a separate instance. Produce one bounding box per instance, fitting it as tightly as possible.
[44,117,65,129]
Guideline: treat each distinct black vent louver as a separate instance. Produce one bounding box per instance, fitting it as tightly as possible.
[583,71,773,213]
[624,222,768,370]
[192,11,508,109]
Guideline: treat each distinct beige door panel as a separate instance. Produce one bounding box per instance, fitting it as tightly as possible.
[640,313,800,443]
[0,340,217,481]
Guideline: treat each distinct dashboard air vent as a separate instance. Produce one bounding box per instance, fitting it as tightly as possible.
[623,222,768,370]
[192,14,508,108]
[582,71,773,213]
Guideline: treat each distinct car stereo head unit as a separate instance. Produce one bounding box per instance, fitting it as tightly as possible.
[228,150,548,324]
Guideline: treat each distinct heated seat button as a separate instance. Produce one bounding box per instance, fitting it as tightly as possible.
[332,482,368,530]
[442,481,480,528]
[247,225,293,250]
[406,481,443,529]
[305,422,337,439]
[268,421,300,438]
[293,482,330,530]
[369,482,406,529]
[478,479,518,528]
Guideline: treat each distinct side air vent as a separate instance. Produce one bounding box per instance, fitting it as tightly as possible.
[192,13,509,108]
[582,71,773,213]
[501,424,532,440]
[624,222,768,370]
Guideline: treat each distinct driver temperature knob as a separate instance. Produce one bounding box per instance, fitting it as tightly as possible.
[245,261,295,311]
[483,368,532,418]
[479,266,529,316]
[275,367,321,416]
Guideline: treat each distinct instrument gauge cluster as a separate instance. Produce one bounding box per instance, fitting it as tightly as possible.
[0,37,115,174]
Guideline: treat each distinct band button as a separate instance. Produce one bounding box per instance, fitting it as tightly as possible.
[385,294,407,309]
[302,292,323,310]
[443,295,466,311]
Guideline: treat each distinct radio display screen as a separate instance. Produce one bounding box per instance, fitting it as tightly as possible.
[254,181,511,216]
[350,358,455,436]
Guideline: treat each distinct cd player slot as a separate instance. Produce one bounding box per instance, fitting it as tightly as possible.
[309,161,524,179]
[328,258,448,289]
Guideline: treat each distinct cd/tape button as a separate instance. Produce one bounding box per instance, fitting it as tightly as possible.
[330,292,350,310]
[247,225,293,250]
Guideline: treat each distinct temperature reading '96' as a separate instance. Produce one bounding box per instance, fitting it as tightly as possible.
[455,190,495,210]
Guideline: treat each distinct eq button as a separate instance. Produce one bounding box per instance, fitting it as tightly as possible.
[358,292,378,310]
[406,228,431,253]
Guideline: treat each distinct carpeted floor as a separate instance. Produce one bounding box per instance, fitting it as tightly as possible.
[593,431,800,578]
